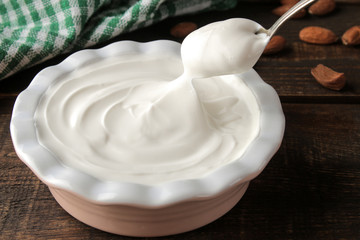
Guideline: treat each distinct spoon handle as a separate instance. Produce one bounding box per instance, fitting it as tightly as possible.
[267,0,316,38]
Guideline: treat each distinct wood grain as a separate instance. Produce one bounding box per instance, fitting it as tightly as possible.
[1,101,359,239]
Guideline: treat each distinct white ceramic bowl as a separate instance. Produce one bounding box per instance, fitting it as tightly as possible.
[10,40,285,237]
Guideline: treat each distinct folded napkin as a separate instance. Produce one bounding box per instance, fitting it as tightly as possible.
[0,0,236,80]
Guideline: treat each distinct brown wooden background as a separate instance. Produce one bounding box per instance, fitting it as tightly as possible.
[1,1,360,240]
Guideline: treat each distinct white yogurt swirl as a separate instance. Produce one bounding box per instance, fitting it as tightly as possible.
[35,18,269,184]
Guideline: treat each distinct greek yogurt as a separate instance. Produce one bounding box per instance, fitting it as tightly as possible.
[34,18,269,185]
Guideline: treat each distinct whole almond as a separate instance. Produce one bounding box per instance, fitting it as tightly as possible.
[170,22,197,38]
[299,26,338,44]
[311,64,346,90]
[308,0,336,16]
[272,4,306,18]
[341,26,360,46]
[263,35,287,55]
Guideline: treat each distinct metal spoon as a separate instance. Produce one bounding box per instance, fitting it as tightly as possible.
[257,0,316,38]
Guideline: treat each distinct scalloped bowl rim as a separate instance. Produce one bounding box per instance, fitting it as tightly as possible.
[10,40,285,207]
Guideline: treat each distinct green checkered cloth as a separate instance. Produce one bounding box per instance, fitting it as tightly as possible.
[0,0,237,80]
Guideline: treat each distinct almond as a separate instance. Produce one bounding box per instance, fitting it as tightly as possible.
[311,64,346,90]
[308,0,336,16]
[170,22,197,38]
[341,26,360,46]
[272,4,306,18]
[263,35,287,55]
[299,26,338,44]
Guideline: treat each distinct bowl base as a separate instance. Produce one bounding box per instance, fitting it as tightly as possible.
[49,182,249,237]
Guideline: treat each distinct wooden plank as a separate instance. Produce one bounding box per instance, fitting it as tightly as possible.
[256,3,360,102]
[1,99,359,239]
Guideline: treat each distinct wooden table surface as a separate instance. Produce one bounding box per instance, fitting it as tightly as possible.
[1,2,360,240]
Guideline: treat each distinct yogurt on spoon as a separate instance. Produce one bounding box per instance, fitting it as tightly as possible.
[182,18,269,78]
[34,18,270,185]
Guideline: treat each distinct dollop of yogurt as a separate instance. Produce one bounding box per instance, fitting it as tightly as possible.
[182,18,269,78]
[35,18,269,185]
